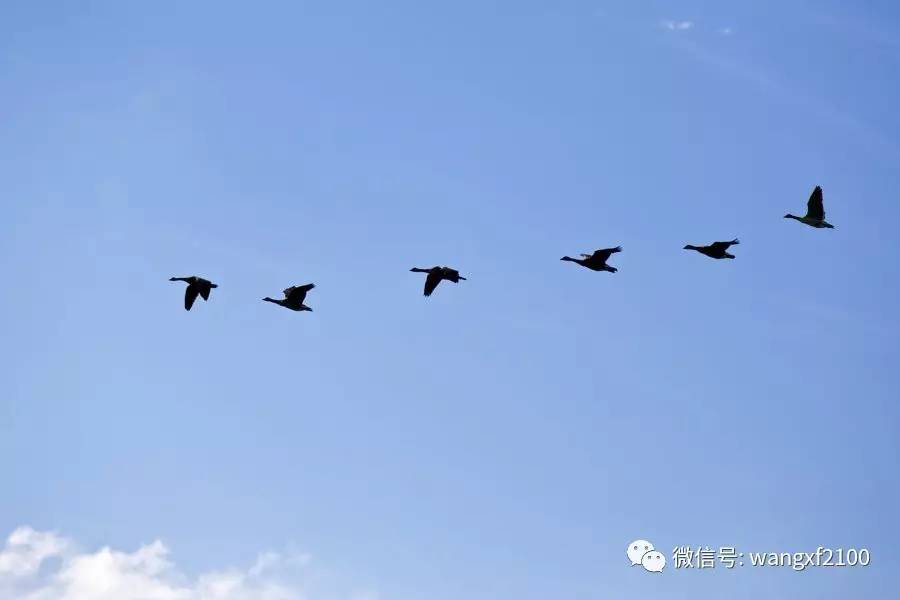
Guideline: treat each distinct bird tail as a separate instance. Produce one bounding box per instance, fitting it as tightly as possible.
[731,239,740,245]
[458,276,467,281]
[606,266,618,273]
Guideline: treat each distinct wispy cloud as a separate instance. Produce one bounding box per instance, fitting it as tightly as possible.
[662,20,694,31]
[0,526,375,600]
[662,33,900,163]
[815,12,900,61]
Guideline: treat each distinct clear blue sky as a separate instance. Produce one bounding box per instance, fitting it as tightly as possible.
[2,1,898,598]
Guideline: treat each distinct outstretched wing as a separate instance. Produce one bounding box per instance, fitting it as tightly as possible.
[285,283,315,303]
[806,186,825,220]
[184,285,200,311]
[423,271,442,296]
[707,242,727,252]
[198,281,211,301]
[590,246,622,262]
[708,239,738,252]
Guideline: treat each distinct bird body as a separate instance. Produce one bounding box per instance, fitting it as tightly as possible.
[263,283,315,311]
[683,239,740,259]
[785,186,834,228]
[410,266,466,296]
[561,246,621,272]
[169,276,218,310]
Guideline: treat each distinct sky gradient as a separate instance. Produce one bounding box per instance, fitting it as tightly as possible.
[2,1,899,598]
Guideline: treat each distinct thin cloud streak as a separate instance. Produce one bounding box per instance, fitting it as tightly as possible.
[664,35,900,164]
[662,20,694,31]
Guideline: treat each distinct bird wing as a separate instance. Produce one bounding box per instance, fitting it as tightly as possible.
[198,280,212,301]
[590,246,622,262]
[806,186,825,220]
[184,285,200,311]
[423,270,442,296]
[707,241,732,252]
[285,283,315,303]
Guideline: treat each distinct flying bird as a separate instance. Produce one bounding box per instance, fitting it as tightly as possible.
[263,283,315,311]
[410,266,467,297]
[784,185,834,228]
[560,246,622,272]
[169,276,218,311]
[683,239,740,259]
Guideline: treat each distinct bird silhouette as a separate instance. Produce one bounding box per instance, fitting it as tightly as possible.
[263,283,316,311]
[410,266,466,296]
[683,239,740,259]
[169,276,218,311]
[784,185,834,228]
[560,246,622,272]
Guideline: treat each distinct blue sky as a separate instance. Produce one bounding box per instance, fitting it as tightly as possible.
[2,1,899,598]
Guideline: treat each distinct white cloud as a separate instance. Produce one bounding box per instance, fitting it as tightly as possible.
[0,527,374,600]
[0,527,69,579]
[662,20,694,31]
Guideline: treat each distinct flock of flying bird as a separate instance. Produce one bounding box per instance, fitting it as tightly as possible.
[169,185,835,312]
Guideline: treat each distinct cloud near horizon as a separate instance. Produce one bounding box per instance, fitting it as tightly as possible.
[0,526,376,600]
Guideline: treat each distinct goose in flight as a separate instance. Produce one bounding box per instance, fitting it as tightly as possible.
[410,266,467,297]
[784,185,834,228]
[263,283,315,311]
[683,239,740,259]
[560,246,622,272]
[169,276,218,311]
